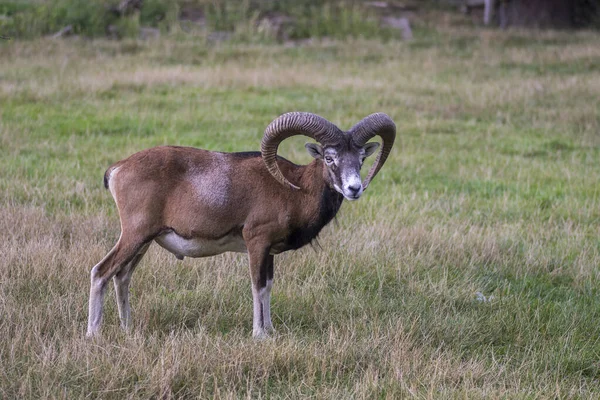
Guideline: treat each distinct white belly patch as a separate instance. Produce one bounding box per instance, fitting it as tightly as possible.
[155,232,247,258]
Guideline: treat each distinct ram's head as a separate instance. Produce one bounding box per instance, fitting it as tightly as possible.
[261,112,396,200]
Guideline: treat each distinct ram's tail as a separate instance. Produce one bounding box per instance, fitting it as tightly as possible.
[104,167,114,189]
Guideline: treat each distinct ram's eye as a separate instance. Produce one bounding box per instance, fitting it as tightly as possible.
[324,156,334,163]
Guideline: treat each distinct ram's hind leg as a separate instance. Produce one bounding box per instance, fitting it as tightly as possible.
[87,236,149,337]
[113,242,150,331]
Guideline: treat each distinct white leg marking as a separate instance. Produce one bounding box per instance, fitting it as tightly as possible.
[252,280,274,339]
[113,243,149,331]
[251,284,267,339]
[262,279,274,334]
[87,241,121,337]
[113,273,132,330]
[87,265,107,337]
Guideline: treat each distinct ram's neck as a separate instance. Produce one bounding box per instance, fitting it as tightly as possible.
[280,161,343,251]
[305,160,344,222]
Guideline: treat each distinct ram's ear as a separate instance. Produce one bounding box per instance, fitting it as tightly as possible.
[363,142,380,158]
[305,143,324,159]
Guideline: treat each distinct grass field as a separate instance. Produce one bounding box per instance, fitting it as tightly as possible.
[1,22,600,398]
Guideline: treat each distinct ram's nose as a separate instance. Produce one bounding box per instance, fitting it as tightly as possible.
[344,184,363,200]
[347,184,361,195]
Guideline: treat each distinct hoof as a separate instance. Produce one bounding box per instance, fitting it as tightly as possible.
[85,331,99,339]
[264,325,276,335]
[252,329,270,340]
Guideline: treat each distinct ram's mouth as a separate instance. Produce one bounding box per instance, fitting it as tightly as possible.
[344,193,361,201]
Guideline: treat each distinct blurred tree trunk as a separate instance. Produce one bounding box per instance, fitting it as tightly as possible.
[498,0,597,28]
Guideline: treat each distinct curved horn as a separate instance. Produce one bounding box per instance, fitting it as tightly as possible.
[349,113,396,190]
[261,112,343,189]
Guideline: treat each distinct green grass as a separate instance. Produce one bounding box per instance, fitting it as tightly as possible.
[0,0,395,40]
[1,24,600,398]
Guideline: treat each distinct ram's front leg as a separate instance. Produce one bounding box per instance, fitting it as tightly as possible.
[247,243,273,339]
[262,255,275,334]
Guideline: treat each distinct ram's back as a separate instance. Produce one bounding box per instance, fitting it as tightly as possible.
[103,146,299,241]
